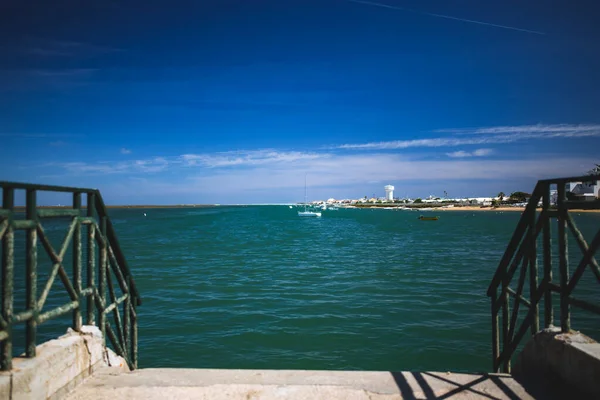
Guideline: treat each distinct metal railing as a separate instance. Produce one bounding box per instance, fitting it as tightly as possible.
[0,181,141,371]
[487,174,600,373]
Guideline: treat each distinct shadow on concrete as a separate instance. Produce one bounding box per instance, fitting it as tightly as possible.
[390,371,524,400]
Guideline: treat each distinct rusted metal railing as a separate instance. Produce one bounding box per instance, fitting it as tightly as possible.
[487,174,600,373]
[0,181,140,371]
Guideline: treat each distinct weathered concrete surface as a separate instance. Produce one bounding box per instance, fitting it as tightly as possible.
[514,326,600,399]
[66,368,538,399]
[0,325,128,400]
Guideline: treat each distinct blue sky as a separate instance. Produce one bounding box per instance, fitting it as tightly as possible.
[1,0,600,204]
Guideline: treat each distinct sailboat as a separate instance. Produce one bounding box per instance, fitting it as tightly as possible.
[298,175,321,217]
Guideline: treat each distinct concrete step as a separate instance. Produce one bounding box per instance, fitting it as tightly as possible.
[66,368,543,399]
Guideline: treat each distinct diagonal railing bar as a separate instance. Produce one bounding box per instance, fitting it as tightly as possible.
[107,246,129,294]
[36,220,79,309]
[496,280,548,368]
[489,174,600,373]
[105,264,127,354]
[94,194,140,305]
[0,181,140,371]
[41,219,78,262]
[495,209,546,307]
[566,213,600,273]
[488,184,543,296]
[569,297,600,314]
[506,257,529,344]
[37,222,77,309]
[491,213,546,314]
[565,222,600,292]
[0,219,8,240]
[105,320,131,367]
[102,294,129,315]
[86,194,96,326]
[506,287,531,308]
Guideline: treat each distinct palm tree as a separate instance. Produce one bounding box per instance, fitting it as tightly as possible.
[587,164,600,175]
[497,192,505,203]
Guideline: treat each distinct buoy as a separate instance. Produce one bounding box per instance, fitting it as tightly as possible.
[143,213,147,217]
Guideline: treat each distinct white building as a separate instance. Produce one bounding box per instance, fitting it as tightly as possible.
[384,185,394,201]
[567,180,600,201]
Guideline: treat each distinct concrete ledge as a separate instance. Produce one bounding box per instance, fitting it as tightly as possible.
[66,368,538,399]
[514,326,600,398]
[0,326,128,400]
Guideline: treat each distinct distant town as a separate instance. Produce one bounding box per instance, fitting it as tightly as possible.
[307,180,600,209]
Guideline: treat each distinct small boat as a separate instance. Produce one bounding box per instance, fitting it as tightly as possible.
[418,215,439,221]
[298,175,321,217]
[298,210,322,217]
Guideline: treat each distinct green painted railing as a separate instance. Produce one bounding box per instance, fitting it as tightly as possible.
[487,174,600,373]
[0,181,140,371]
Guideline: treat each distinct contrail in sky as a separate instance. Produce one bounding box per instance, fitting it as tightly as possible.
[346,0,545,35]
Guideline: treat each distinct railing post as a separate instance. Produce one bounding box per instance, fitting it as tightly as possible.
[491,290,499,373]
[131,290,138,369]
[529,190,539,335]
[542,183,553,328]
[557,182,570,332]
[99,216,107,343]
[123,278,131,362]
[1,187,14,370]
[87,192,95,325]
[73,192,82,331]
[501,274,510,373]
[25,189,38,357]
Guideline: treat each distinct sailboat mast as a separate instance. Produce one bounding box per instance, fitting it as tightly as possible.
[304,174,307,212]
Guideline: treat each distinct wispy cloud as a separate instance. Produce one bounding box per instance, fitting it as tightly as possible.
[52,150,329,175]
[40,144,597,202]
[113,155,594,201]
[55,157,169,175]
[0,133,81,138]
[337,124,600,150]
[447,148,493,158]
[435,124,600,136]
[180,150,328,168]
[24,38,124,57]
[345,0,545,35]
[30,68,98,78]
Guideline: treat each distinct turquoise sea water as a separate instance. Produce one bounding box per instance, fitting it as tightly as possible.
[7,206,600,372]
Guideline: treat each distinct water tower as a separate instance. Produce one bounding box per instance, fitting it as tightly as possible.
[384,185,394,201]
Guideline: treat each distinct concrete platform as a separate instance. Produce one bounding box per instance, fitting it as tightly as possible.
[66,368,541,399]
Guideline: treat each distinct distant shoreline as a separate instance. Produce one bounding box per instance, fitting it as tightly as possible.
[438,206,600,213]
[10,204,600,213]
[370,206,600,213]
[353,204,600,213]
[12,204,219,210]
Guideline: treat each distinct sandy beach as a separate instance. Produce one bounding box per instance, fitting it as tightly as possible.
[438,206,525,212]
[437,206,600,213]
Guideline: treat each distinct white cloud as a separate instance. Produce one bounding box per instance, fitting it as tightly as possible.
[120,148,132,155]
[446,150,470,158]
[473,148,493,156]
[109,154,594,199]
[447,148,493,158]
[56,157,168,175]
[180,150,328,168]
[435,123,600,136]
[337,124,600,150]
